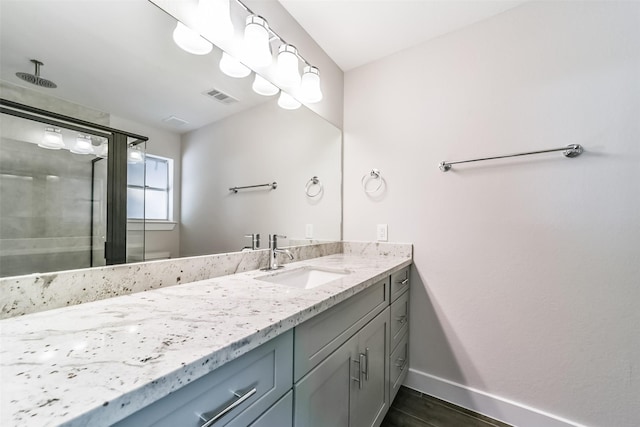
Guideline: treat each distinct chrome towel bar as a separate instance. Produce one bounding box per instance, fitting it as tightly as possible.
[439,144,583,172]
[229,182,277,193]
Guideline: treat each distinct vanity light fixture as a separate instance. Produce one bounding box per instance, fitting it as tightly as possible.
[38,127,65,150]
[219,52,251,78]
[70,134,94,155]
[252,74,279,96]
[300,66,323,103]
[277,92,301,110]
[243,15,272,68]
[173,21,213,55]
[276,44,301,88]
[128,145,144,163]
[198,0,234,42]
[96,142,108,158]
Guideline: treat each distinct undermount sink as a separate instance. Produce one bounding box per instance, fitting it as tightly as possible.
[257,266,351,289]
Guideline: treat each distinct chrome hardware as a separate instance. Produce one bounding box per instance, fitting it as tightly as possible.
[364,348,370,381]
[229,182,277,193]
[262,234,294,270]
[400,278,409,286]
[305,176,323,198]
[352,358,362,389]
[199,387,257,427]
[395,315,407,324]
[394,357,405,367]
[361,169,383,194]
[242,233,260,251]
[439,144,584,172]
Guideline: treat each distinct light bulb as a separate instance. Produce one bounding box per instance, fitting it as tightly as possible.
[173,22,212,55]
[300,66,323,103]
[128,146,144,163]
[243,15,272,68]
[197,0,234,42]
[277,44,301,88]
[219,52,251,78]
[71,135,94,155]
[96,142,108,158]
[278,92,301,110]
[38,127,65,150]
[252,74,279,96]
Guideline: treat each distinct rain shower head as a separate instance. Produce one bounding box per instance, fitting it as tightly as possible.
[16,59,57,88]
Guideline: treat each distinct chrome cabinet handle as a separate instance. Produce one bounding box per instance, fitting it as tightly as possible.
[395,315,407,324]
[394,357,408,370]
[352,357,363,389]
[400,278,409,285]
[199,387,257,427]
[364,348,370,381]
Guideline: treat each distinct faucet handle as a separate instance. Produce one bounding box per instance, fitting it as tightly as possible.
[244,234,260,249]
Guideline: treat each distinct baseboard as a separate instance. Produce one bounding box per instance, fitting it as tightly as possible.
[404,368,587,427]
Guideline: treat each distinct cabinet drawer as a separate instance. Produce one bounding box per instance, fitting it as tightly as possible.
[114,331,293,427]
[390,266,410,302]
[294,278,389,381]
[389,331,409,403]
[249,390,292,427]
[390,291,409,352]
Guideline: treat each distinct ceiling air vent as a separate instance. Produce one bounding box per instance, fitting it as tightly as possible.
[204,88,239,105]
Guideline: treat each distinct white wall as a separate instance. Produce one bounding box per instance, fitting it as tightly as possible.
[110,116,182,259]
[343,2,640,427]
[180,100,341,256]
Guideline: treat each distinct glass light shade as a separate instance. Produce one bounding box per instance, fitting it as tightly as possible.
[300,66,323,103]
[277,92,301,110]
[38,127,65,150]
[243,16,272,68]
[128,146,144,163]
[71,135,94,155]
[173,22,213,55]
[277,44,301,88]
[252,74,279,96]
[197,0,234,42]
[219,52,251,78]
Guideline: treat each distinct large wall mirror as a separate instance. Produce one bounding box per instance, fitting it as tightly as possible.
[0,0,342,278]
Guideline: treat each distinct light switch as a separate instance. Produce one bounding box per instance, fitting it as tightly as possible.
[305,224,314,239]
[377,224,388,242]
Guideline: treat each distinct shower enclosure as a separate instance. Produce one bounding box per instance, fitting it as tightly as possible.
[0,99,148,277]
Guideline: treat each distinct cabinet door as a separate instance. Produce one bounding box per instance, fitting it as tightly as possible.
[352,307,390,427]
[294,334,358,427]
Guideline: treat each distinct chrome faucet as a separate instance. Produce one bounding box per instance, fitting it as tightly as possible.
[266,234,294,270]
[242,233,260,251]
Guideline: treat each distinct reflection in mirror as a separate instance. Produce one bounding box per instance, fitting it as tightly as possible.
[0,0,341,278]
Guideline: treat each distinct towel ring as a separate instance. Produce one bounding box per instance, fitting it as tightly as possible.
[305,176,323,197]
[361,169,383,193]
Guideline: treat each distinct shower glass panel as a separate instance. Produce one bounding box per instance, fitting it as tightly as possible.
[126,139,146,263]
[0,113,108,277]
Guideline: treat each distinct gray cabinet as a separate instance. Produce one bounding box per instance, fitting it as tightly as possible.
[388,266,410,404]
[249,391,293,427]
[294,307,390,427]
[114,331,293,427]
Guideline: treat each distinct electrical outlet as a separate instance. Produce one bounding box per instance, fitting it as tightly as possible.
[377,224,388,242]
[305,224,314,239]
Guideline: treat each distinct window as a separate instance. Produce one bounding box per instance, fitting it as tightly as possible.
[127,154,172,221]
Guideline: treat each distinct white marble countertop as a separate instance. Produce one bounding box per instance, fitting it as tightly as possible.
[0,253,411,427]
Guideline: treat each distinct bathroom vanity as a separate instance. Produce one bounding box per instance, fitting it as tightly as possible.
[0,244,411,427]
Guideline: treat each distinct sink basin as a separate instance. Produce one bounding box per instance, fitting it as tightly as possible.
[257,266,351,289]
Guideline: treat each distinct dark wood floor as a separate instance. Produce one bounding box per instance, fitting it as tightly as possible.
[381,387,513,427]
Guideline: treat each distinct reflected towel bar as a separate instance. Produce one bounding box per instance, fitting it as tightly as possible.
[439,144,583,172]
[229,182,277,193]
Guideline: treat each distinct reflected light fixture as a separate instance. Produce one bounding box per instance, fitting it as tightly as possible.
[276,44,301,88]
[198,0,234,42]
[243,15,272,68]
[128,145,144,163]
[173,21,213,55]
[277,92,301,110]
[219,52,251,78]
[38,127,65,150]
[71,134,94,155]
[252,74,279,96]
[300,66,323,103]
[96,142,108,158]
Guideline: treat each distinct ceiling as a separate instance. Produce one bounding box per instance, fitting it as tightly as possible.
[277,0,528,71]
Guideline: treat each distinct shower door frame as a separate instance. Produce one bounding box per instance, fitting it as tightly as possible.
[0,98,148,266]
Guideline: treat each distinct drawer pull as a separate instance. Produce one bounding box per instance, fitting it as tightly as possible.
[400,278,409,285]
[395,315,407,324]
[199,387,257,427]
[352,353,367,389]
[364,348,370,381]
[394,357,408,370]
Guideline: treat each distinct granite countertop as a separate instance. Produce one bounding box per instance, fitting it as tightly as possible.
[0,253,411,427]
